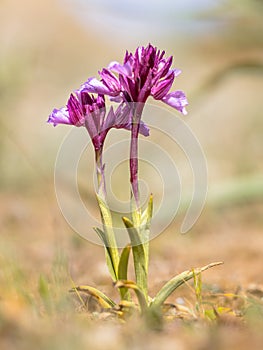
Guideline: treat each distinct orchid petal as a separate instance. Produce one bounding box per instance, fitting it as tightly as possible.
[173,68,182,77]
[151,71,175,100]
[67,93,85,126]
[47,107,71,126]
[162,90,188,115]
[82,77,112,95]
[108,60,132,77]
[110,95,123,103]
[138,121,150,137]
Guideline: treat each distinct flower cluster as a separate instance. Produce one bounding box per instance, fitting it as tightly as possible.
[48,89,148,151]
[48,43,188,149]
[83,44,188,115]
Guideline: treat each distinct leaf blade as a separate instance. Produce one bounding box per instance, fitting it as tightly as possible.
[118,244,132,301]
[151,262,223,307]
[96,194,119,273]
[122,217,147,299]
[118,244,131,280]
[70,285,116,308]
[94,227,117,281]
[115,280,147,313]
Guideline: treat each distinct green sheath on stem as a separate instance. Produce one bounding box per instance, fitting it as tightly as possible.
[122,216,148,300]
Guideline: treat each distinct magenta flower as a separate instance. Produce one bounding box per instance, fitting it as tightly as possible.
[82,44,188,206]
[83,43,188,115]
[48,88,149,151]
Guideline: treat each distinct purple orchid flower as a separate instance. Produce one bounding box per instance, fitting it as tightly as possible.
[48,87,149,197]
[82,43,188,115]
[48,91,111,151]
[82,44,188,206]
[48,88,149,151]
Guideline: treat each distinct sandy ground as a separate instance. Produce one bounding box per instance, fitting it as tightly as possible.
[1,189,263,350]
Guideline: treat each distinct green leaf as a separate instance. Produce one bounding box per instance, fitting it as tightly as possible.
[122,217,147,298]
[70,285,116,308]
[115,280,147,313]
[151,262,223,307]
[122,216,142,246]
[140,194,153,274]
[141,194,153,227]
[94,227,117,282]
[132,208,141,229]
[95,194,119,276]
[118,244,132,301]
[96,194,113,228]
[118,244,131,280]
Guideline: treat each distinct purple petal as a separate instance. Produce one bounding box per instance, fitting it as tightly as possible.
[78,89,93,106]
[122,120,150,137]
[138,120,150,137]
[102,106,116,131]
[82,77,112,95]
[99,69,122,96]
[151,71,175,100]
[85,113,99,142]
[162,90,188,115]
[114,102,131,128]
[114,103,150,136]
[67,94,85,126]
[114,102,149,136]
[47,107,71,126]
[110,95,123,103]
[173,68,182,77]
[156,56,173,78]
[108,60,132,77]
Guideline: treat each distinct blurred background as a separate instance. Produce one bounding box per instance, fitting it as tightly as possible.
[0,0,263,348]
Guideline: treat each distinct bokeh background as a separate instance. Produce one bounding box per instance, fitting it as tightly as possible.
[1,0,263,349]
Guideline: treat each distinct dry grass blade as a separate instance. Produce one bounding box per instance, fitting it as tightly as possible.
[70,285,116,308]
[151,262,223,308]
[115,280,148,313]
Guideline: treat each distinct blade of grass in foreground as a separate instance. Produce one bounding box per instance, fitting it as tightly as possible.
[151,262,223,308]
[70,285,116,308]
[115,280,147,313]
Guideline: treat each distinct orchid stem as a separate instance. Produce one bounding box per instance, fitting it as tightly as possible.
[129,109,149,299]
[95,147,106,198]
[130,114,140,210]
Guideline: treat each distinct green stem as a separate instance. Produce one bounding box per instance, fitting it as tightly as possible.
[128,107,149,300]
[95,147,106,197]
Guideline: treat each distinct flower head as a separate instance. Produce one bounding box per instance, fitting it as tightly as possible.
[83,43,188,115]
[48,88,148,150]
